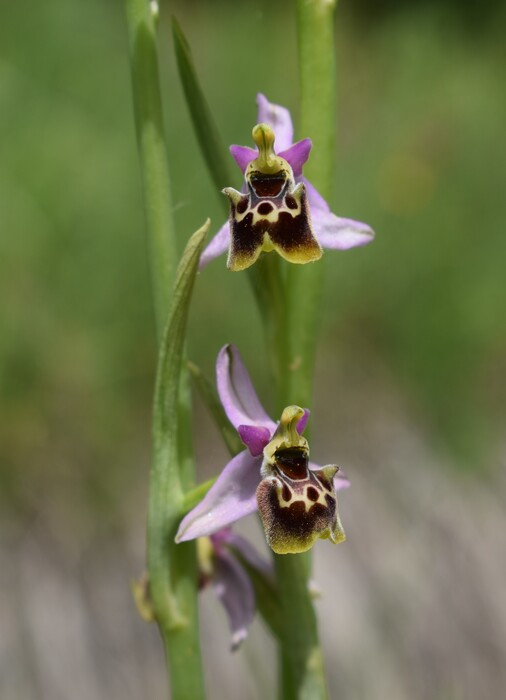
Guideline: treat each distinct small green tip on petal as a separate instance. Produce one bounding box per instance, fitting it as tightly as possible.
[328,511,346,545]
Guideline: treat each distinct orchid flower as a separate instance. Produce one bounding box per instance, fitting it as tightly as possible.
[198,528,273,651]
[200,93,374,271]
[176,345,349,554]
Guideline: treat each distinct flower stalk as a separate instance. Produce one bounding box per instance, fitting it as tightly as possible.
[281,0,337,411]
[125,0,206,697]
[273,1,339,698]
[125,0,176,337]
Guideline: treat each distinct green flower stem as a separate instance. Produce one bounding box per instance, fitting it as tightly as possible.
[125,1,206,696]
[280,0,337,412]
[273,2,338,699]
[274,547,327,700]
[276,557,327,700]
[125,0,176,338]
[247,255,289,390]
[297,0,337,203]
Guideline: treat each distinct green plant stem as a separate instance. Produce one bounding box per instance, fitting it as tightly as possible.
[273,2,338,699]
[125,0,176,337]
[274,547,327,700]
[297,0,337,202]
[125,1,206,697]
[280,0,337,412]
[247,255,288,387]
[163,364,203,694]
[276,556,327,700]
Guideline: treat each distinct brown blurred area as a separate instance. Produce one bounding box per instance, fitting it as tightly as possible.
[1,0,505,698]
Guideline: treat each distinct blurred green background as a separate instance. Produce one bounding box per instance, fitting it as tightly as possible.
[1,1,505,699]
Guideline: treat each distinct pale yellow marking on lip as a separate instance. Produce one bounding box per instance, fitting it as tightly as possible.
[251,208,279,225]
[274,477,334,513]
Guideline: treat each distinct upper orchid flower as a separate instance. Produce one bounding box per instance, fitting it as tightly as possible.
[198,528,273,651]
[200,93,374,271]
[176,345,349,554]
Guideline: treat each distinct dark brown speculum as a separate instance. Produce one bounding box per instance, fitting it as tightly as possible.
[249,172,287,198]
[273,446,309,480]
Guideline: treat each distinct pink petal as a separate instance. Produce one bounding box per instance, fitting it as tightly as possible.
[297,409,310,434]
[279,139,312,177]
[256,93,293,152]
[238,410,308,455]
[176,451,262,542]
[230,145,258,173]
[238,425,271,456]
[303,177,330,212]
[199,221,229,269]
[213,549,255,651]
[334,470,351,491]
[313,211,375,250]
[216,345,276,433]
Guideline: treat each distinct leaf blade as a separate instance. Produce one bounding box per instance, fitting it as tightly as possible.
[172,16,236,199]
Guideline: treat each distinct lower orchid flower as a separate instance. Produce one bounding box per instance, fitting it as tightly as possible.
[200,93,374,271]
[198,527,273,651]
[176,345,349,554]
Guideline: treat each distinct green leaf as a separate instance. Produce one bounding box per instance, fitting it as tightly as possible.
[148,218,210,630]
[172,16,235,201]
[152,220,210,453]
[187,360,244,456]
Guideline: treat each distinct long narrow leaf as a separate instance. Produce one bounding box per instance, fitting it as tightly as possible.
[172,16,284,356]
[172,16,235,198]
[148,218,209,630]
[153,220,210,450]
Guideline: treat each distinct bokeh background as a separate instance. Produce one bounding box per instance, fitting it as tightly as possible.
[1,0,505,698]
